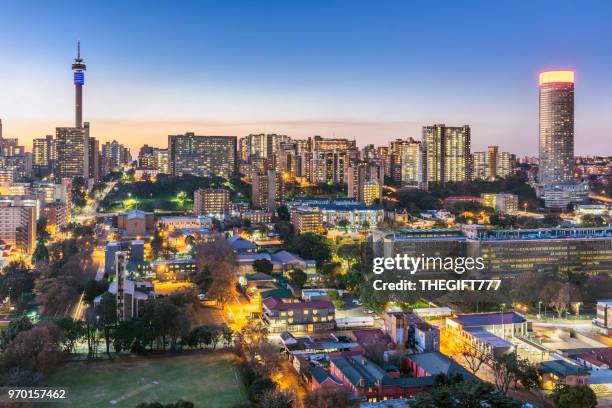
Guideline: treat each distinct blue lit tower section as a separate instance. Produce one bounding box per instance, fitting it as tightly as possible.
[72,41,86,128]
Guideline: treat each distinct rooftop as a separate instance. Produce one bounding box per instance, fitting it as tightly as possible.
[450,311,526,328]
[540,360,589,377]
[407,352,476,380]
[262,297,333,311]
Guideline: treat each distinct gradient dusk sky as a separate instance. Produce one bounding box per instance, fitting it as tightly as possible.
[1,1,611,155]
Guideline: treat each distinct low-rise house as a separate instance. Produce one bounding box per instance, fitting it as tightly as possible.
[540,360,590,390]
[329,354,436,402]
[405,351,477,381]
[262,297,335,333]
[228,235,257,253]
[577,348,612,371]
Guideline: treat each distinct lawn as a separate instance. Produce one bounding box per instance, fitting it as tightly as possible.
[45,352,248,408]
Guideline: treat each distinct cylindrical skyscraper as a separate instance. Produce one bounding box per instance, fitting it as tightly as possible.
[72,41,86,128]
[538,70,574,186]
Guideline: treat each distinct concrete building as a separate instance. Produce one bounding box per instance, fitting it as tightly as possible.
[481,193,519,214]
[539,70,574,187]
[193,188,229,218]
[472,146,515,180]
[116,210,155,237]
[347,162,383,205]
[41,201,68,228]
[595,300,612,336]
[252,170,283,212]
[0,202,36,253]
[55,126,88,180]
[291,208,324,234]
[262,297,335,333]
[422,124,471,186]
[168,133,237,179]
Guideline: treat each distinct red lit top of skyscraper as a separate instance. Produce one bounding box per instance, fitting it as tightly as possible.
[539,70,574,85]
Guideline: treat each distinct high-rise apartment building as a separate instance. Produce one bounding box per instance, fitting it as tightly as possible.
[55,126,87,180]
[0,202,36,253]
[347,162,383,205]
[32,135,56,171]
[251,170,283,212]
[193,188,230,217]
[101,140,131,171]
[88,137,100,181]
[399,138,421,186]
[472,146,515,180]
[168,133,237,179]
[539,70,574,186]
[422,124,471,186]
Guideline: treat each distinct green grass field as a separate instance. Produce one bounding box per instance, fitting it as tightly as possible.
[45,352,248,408]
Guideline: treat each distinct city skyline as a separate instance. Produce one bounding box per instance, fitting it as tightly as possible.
[1,1,612,155]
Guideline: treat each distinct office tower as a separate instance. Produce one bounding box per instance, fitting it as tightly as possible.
[347,162,383,205]
[88,136,100,181]
[251,170,283,211]
[168,133,237,179]
[539,70,574,186]
[238,136,249,162]
[0,202,36,253]
[55,127,87,179]
[472,146,515,180]
[193,188,230,217]
[399,138,421,186]
[362,144,377,160]
[32,135,56,170]
[422,124,471,186]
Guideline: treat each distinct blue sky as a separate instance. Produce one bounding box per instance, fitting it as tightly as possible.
[0,1,611,155]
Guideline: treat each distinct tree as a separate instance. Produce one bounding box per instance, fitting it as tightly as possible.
[541,281,570,318]
[336,243,360,271]
[276,205,290,221]
[95,292,117,358]
[193,236,238,307]
[135,400,195,408]
[0,316,33,352]
[442,327,491,375]
[32,238,49,263]
[303,384,357,408]
[36,217,50,241]
[0,322,64,386]
[53,317,86,353]
[0,261,36,310]
[551,384,597,408]
[35,277,80,317]
[248,377,277,405]
[288,268,307,288]
[411,379,522,408]
[262,389,296,408]
[288,233,332,267]
[581,214,606,227]
[235,320,269,362]
[491,352,520,395]
[337,219,350,231]
[326,289,344,310]
[221,325,234,348]
[83,279,109,304]
[253,259,274,275]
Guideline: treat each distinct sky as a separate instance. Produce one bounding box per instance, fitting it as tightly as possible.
[0,1,611,156]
